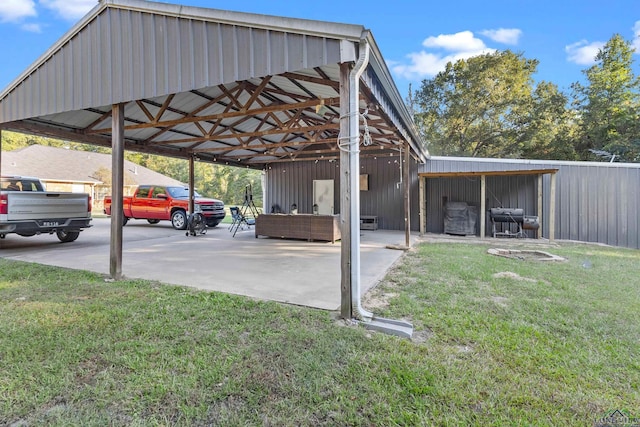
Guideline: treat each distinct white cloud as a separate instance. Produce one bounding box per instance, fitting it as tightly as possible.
[565,40,604,65]
[392,30,498,80]
[39,0,96,20]
[633,21,640,53]
[21,22,41,32]
[422,30,487,51]
[480,28,522,45]
[0,0,37,22]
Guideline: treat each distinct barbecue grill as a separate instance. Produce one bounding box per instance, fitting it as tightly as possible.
[489,208,539,238]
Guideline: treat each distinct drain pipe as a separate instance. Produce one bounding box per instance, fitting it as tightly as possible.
[349,36,373,320]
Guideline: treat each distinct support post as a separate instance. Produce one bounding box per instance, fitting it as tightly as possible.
[0,129,3,177]
[419,175,425,236]
[339,62,352,320]
[537,174,543,239]
[549,172,556,242]
[188,154,195,215]
[480,175,486,239]
[403,144,411,248]
[109,103,125,280]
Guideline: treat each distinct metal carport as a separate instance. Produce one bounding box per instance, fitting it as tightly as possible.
[0,0,428,329]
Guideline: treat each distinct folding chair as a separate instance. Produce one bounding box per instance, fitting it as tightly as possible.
[229,206,255,237]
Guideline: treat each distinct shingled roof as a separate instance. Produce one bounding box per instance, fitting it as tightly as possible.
[1,144,184,186]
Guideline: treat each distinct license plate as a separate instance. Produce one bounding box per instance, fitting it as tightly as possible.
[42,221,59,227]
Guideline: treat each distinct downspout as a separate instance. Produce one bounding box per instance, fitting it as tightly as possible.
[349,37,373,320]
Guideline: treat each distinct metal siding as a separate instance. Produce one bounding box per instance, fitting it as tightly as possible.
[422,157,640,248]
[1,7,349,122]
[264,157,422,231]
[235,26,252,82]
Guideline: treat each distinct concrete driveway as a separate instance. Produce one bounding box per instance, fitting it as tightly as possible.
[0,217,417,310]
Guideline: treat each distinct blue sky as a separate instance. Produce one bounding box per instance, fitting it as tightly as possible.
[0,0,639,98]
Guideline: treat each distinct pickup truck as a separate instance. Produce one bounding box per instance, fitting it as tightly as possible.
[103,185,225,230]
[0,175,92,242]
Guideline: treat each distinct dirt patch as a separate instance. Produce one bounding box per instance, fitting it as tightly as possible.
[492,271,537,282]
[487,248,566,262]
[362,291,398,311]
[490,296,509,307]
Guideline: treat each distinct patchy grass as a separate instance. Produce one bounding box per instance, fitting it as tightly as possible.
[1,242,638,426]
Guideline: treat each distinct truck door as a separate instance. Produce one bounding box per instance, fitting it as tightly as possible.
[148,186,168,220]
[130,186,151,218]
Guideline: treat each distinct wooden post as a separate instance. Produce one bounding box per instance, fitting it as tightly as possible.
[537,174,543,239]
[480,175,486,239]
[403,144,411,248]
[110,103,125,280]
[419,175,425,236]
[549,172,556,242]
[188,154,195,215]
[339,62,352,319]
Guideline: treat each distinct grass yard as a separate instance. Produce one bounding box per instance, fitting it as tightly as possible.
[0,241,638,426]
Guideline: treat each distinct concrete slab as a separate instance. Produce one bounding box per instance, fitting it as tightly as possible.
[0,218,417,311]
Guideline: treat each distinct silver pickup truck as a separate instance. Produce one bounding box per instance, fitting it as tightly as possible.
[0,175,92,242]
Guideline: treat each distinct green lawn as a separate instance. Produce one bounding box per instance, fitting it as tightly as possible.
[1,242,638,426]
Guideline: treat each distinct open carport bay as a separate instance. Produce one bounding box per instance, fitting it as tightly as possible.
[0,218,416,310]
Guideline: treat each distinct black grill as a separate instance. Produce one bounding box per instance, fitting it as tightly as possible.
[489,208,538,238]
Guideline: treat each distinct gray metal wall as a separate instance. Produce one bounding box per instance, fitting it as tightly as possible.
[264,155,421,231]
[421,157,640,249]
[1,6,349,122]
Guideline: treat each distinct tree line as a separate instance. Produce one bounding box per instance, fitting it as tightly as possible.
[411,34,640,162]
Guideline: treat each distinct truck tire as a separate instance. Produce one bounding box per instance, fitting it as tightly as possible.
[147,219,160,224]
[171,210,188,230]
[57,230,80,243]
[122,215,129,226]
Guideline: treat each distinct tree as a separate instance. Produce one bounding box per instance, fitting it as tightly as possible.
[571,34,640,162]
[520,82,578,160]
[413,50,575,160]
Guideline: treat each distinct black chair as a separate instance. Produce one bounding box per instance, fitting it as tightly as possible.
[229,206,255,237]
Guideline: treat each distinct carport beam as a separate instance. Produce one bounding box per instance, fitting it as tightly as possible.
[109,103,125,280]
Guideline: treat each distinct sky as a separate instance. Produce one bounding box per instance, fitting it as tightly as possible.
[0,0,639,99]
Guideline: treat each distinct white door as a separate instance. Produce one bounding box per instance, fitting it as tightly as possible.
[313,180,334,215]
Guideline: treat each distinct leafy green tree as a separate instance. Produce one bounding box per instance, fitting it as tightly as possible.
[571,34,640,162]
[520,82,579,160]
[413,50,576,160]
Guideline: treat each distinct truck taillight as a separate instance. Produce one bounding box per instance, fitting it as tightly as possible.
[0,194,7,215]
[88,195,92,212]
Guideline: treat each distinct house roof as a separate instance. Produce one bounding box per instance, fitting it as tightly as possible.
[1,144,185,186]
[0,0,428,170]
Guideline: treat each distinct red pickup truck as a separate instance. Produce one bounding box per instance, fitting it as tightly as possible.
[104,185,225,230]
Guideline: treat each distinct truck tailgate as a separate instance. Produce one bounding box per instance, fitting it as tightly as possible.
[5,192,89,221]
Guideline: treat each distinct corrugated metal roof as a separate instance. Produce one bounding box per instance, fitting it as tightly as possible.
[0,0,428,169]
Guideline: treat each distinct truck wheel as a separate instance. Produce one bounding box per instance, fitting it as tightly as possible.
[147,219,160,224]
[171,210,187,230]
[122,215,129,226]
[57,230,80,243]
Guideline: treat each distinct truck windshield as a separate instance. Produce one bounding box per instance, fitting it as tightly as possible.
[166,187,202,199]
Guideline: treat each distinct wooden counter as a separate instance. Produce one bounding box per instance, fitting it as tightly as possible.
[255,214,341,243]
